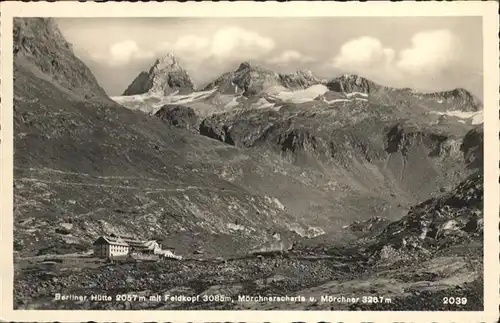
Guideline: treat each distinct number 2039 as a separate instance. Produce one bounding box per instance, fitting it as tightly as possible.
[443,297,467,305]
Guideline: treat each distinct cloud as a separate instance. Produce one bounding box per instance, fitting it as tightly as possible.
[90,27,275,69]
[330,29,463,88]
[267,50,315,65]
[333,36,395,71]
[158,35,209,55]
[158,27,275,63]
[91,40,155,66]
[396,29,461,75]
[210,27,275,59]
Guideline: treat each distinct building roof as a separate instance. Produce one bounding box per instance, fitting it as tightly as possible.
[94,235,164,250]
[123,238,147,248]
[93,236,130,247]
[110,233,137,240]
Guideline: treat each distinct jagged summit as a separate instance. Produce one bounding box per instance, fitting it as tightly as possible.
[237,61,252,71]
[155,52,178,65]
[297,69,315,77]
[122,53,195,96]
[280,69,324,90]
[203,62,323,96]
[202,61,280,96]
[326,74,378,94]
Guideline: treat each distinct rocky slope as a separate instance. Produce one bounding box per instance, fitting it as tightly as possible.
[122,53,195,96]
[367,172,483,266]
[15,172,483,311]
[198,91,480,206]
[13,18,114,105]
[280,69,326,90]
[153,104,199,132]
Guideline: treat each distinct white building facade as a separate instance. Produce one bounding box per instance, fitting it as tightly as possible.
[93,236,130,258]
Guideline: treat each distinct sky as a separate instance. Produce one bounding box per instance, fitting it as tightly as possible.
[56,17,483,98]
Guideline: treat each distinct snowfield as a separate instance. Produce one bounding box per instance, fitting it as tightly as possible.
[252,98,277,110]
[112,88,219,115]
[430,110,483,125]
[344,92,369,98]
[270,84,329,104]
[321,98,351,104]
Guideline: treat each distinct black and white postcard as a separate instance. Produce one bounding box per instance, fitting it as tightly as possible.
[1,1,498,322]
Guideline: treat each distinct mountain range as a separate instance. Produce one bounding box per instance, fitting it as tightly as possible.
[13,18,484,311]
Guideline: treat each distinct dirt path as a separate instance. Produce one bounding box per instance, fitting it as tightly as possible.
[15,166,240,194]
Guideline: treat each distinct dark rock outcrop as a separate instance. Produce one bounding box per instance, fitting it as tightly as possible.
[348,216,391,234]
[154,104,199,131]
[460,126,484,172]
[279,69,325,90]
[326,74,377,94]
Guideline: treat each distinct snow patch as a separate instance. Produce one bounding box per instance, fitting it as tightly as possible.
[265,196,286,211]
[112,88,219,115]
[345,92,369,98]
[307,226,325,237]
[224,97,240,109]
[323,98,351,104]
[251,98,276,110]
[271,84,329,104]
[227,223,246,231]
[430,110,483,125]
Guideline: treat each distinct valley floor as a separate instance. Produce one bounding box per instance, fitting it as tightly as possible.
[14,240,483,311]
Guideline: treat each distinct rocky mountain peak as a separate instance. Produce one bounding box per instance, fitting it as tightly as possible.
[203,62,280,96]
[452,88,473,98]
[326,74,377,94]
[297,69,315,77]
[449,88,480,106]
[153,53,179,69]
[279,69,323,90]
[122,53,195,96]
[237,61,252,71]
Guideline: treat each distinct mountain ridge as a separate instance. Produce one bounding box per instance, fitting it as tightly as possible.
[119,56,482,112]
